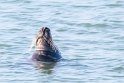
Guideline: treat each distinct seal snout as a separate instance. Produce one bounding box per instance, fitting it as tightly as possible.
[44,27,49,30]
[40,27,50,33]
[44,27,50,32]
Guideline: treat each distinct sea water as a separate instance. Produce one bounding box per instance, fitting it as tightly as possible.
[0,0,124,83]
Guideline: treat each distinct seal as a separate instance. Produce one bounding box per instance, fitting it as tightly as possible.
[31,27,62,62]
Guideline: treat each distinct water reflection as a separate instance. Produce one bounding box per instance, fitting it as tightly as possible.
[32,61,57,74]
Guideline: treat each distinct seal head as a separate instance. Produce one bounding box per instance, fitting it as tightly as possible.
[32,27,62,62]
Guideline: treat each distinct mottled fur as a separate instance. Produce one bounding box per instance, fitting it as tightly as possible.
[32,27,62,62]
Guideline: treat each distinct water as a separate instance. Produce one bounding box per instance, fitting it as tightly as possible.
[0,0,124,83]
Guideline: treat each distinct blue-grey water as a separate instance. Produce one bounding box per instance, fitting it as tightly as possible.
[0,0,124,83]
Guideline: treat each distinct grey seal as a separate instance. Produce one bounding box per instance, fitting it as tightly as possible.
[32,27,62,62]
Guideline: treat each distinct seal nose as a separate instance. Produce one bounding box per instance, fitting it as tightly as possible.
[39,27,50,32]
[44,27,49,30]
[44,27,50,31]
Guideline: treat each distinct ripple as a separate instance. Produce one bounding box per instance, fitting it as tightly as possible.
[79,23,110,28]
[110,66,124,73]
[105,4,124,8]
[56,28,68,32]
[0,43,12,48]
[70,5,96,8]
[0,0,124,83]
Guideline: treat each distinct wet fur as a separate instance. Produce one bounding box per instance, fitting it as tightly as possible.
[32,27,62,62]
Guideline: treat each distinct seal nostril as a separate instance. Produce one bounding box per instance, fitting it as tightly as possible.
[45,27,50,31]
[45,27,48,29]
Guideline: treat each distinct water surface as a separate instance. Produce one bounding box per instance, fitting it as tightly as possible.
[0,0,124,83]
